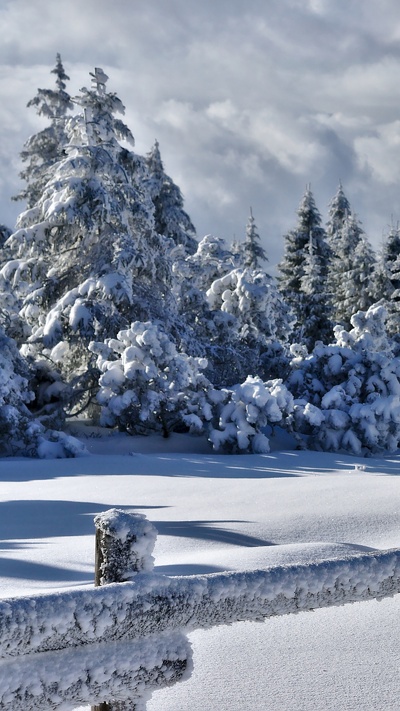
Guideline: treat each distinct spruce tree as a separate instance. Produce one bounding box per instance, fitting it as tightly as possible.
[300,233,333,349]
[373,225,400,336]
[326,182,351,241]
[277,186,331,346]
[2,69,173,418]
[242,208,268,269]
[329,213,376,328]
[13,54,73,208]
[171,235,245,386]
[207,212,292,380]
[145,139,197,255]
[287,303,400,455]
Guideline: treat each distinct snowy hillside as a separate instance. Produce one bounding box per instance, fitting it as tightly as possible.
[0,428,400,709]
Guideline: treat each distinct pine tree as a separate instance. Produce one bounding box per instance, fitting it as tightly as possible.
[287,303,400,455]
[0,326,86,457]
[13,54,73,208]
[171,236,246,386]
[373,225,400,336]
[90,320,216,437]
[242,208,268,269]
[326,182,351,241]
[182,234,236,293]
[207,213,292,380]
[2,69,173,418]
[329,213,376,328]
[300,233,333,349]
[277,186,331,345]
[207,264,292,380]
[145,139,197,254]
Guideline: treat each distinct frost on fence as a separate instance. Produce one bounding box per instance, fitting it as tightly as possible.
[0,631,191,711]
[94,509,157,585]
[2,547,400,659]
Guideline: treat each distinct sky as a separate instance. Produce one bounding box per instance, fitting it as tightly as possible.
[1,0,400,267]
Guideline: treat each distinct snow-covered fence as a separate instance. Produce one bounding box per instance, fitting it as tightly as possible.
[0,632,191,711]
[2,510,400,710]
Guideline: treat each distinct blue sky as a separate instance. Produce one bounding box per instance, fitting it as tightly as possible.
[1,0,400,266]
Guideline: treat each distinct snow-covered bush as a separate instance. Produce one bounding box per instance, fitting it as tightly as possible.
[287,303,400,455]
[209,376,293,454]
[90,321,219,437]
[0,327,86,457]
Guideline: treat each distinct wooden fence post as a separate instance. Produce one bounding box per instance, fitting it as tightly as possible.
[94,508,157,586]
[91,509,158,711]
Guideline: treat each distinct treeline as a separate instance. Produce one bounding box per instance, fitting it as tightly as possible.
[0,56,400,458]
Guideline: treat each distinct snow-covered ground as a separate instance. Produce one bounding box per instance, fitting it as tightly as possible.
[1,425,400,710]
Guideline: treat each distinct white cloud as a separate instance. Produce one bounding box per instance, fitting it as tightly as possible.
[0,0,400,264]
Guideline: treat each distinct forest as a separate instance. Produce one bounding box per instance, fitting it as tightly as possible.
[1,55,400,458]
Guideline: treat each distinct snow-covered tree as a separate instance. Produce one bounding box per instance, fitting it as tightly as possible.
[326,182,352,242]
[277,186,331,344]
[200,212,291,380]
[90,321,218,437]
[0,224,13,272]
[373,225,400,336]
[2,69,174,416]
[170,234,248,386]
[207,265,292,379]
[184,234,236,293]
[145,139,197,255]
[329,213,375,328]
[13,54,73,208]
[299,233,333,349]
[90,321,295,452]
[0,225,11,252]
[0,326,86,457]
[286,303,400,455]
[242,208,268,269]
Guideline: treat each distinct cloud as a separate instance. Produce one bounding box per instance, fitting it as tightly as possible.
[0,0,400,265]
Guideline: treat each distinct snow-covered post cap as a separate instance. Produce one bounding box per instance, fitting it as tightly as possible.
[94,509,158,586]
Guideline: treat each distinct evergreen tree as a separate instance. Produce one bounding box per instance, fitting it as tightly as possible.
[145,140,197,255]
[287,303,400,455]
[181,234,236,294]
[13,54,73,208]
[90,320,216,438]
[329,213,376,328]
[207,266,292,379]
[2,69,173,418]
[300,233,333,349]
[0,326,86,457]
[277,186,331,345]
[326,182,351,241]
[242,208,268,269]
[373,225,400,336]
[207,213,292,380]
[0,225,11,250]
[171,236,246,387]
[209,376,293,454]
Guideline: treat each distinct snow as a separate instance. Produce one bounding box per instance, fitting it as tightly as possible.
[1,427,400,710]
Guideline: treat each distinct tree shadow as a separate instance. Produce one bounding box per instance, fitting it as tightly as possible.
[0,557,91,583]
[0,501,166,540]
[152,519,275,547]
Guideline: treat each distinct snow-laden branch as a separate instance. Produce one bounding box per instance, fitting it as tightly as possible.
[1,547,400,659]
